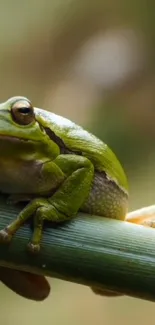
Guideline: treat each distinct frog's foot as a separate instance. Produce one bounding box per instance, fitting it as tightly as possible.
[27,242,40,254]
[0,197,71,253]
[142,219,155,228]
[27,204,69,254]
[0,198,49,249]
[0,228,13,243]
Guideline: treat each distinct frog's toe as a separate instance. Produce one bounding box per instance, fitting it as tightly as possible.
[0,229,12,243]
[27,242,40,254]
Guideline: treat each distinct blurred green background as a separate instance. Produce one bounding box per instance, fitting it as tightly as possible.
[1,0,155,324]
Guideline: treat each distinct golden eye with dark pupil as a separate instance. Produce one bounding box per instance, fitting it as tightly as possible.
[11,100,35,125]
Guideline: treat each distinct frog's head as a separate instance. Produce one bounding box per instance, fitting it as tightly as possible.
[0,96,59,160]
[0,96,44,139]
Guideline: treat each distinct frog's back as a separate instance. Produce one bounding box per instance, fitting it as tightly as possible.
[35,108,128,194]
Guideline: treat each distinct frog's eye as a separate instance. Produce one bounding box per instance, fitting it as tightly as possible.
[11,100,35,125]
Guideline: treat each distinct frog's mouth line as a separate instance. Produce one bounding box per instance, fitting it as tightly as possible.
[0,135,39,143]
[0,135,25,142]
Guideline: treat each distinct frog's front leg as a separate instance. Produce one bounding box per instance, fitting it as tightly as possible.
[0,155,94,252]
[28,154,94,252]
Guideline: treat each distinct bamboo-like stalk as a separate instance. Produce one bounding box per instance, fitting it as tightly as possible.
[0,195,155,301]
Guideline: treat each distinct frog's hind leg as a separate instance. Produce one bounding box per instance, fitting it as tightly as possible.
[126,205,155,228]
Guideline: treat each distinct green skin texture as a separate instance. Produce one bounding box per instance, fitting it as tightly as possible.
[0,96,129,252]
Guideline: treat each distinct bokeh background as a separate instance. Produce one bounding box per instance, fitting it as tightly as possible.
[1,0,155,324]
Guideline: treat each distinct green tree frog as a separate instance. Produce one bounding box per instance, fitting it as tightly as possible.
[0,96,129,253]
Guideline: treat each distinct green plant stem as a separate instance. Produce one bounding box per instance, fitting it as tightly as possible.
[0,196,155,301]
